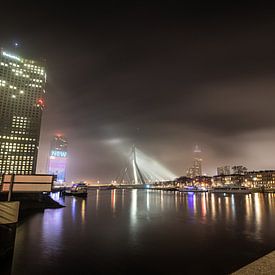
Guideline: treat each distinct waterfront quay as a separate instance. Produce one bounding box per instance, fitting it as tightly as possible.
[86,183,275,193]
[232,250,275,274]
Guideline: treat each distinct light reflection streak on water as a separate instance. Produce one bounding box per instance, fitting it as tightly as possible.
[111,189,116,213]
[187,193,194,215]
[122,189,125,208]
[254,193,262,240]
[211,193,216,220]
[225,196,230,221]
[81,199,86,224]
[245,194,252,228]
[201,193,206,218]
[41,208,63,257]
[161,191,164,211]
[193,193,197,215]
[130,189,137,229]
[231,195,236,219]
[71,197,76,222]
[96,189,99,211]
[146,189,150,211]
[218,197,222,216]
[175,192,178,212]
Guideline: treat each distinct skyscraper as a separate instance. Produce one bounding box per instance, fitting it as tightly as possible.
[0,49,46,175]
[193,145,202,177]
[186,145,202,178]
[47,135,68,182]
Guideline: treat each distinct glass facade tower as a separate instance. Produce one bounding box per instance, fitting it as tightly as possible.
[0,49,46,175]
[47,135,68,182]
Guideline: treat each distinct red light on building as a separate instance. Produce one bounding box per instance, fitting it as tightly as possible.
[36,98,45,108]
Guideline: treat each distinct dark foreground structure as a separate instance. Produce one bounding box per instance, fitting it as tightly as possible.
[0,223,16,274]
[0,192,63,275]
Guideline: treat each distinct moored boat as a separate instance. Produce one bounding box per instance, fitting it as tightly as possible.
[178,186,207,193]
[210,185,251,194]
[65,183,88,197]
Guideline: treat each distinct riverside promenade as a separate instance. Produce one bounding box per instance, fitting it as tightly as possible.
[232,250,275,274]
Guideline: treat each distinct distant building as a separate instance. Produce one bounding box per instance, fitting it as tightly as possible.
[186,167,194,178]
[0,49,46,175]
[193,176,212,188]
[212,174,245,186]
[186,145,202,178]
[176,176,192,187]
[232,165,247,175]
[47,135,68,182]
[217,166,231,176]
[245,170,275,189]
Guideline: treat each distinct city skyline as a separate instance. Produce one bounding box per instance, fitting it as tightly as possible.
[1,4,275,275]
[1,3,275,181]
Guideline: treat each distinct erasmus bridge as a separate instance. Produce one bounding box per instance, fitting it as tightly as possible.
[115,145,177,185]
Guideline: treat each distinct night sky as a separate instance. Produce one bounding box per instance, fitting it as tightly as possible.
[1,2,275,182]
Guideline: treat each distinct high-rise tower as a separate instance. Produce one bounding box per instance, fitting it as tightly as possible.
[0,49,46,175]
[186,145,202,178]
[47,135,68,182]
[193,145,202,177]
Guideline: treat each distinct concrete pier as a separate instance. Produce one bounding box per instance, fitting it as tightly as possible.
[232,251,275,274]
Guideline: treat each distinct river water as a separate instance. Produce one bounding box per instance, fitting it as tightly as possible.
[10,190,275,274]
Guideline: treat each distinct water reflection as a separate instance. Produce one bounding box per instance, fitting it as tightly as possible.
[231,195,236,219]
[41,208,63,257]
[201,193,206,221]
[210,193,216,220]
[122,189,125,208]
[160,190,164,211]
[11,190,275,275]
[130,189,137,228]
[81,199,86,224]
[254,193,262,238]
[111,189,116,213]
[96,189,99,211]
[71,197,76,222]
[174,192,178,212]
[26,191,275,233]
[146,189,150,211]
[187,193,194,215]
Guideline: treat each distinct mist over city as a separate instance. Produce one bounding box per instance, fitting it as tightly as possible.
[2,3,275,182]
[1,2,275,275]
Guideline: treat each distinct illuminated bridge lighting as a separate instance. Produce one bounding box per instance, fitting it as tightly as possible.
[116,145,177,184]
